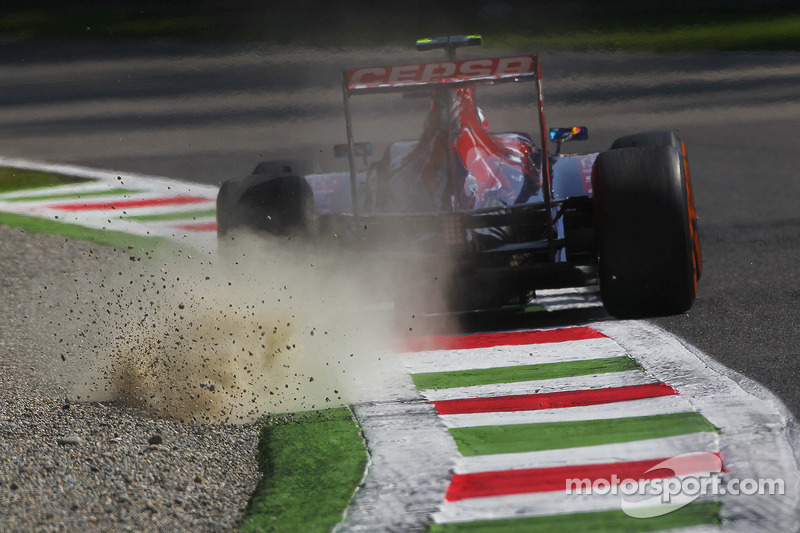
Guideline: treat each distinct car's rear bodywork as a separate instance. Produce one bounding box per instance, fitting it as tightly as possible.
[321,50,597,307]
[217,36,701,317]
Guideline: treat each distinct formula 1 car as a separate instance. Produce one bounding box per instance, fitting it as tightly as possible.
[217,35,701,318]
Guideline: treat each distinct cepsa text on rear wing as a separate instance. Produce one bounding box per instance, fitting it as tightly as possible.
[344,55,539,93]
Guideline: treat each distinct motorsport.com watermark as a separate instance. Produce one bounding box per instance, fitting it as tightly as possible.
[564,452,784,518]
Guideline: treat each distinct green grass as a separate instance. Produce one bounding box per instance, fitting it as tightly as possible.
[3,3,800,52]
[0,167,94,193]
[239,408,368,533]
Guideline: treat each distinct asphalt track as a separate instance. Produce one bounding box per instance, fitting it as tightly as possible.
[2,40,799,423]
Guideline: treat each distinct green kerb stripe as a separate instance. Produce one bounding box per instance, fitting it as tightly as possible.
[123,208,217,222]
[0,211,183,257]
[428,501,721,533]
[2,188,143,202]
[449,411,718,456]
[412,356,641,390]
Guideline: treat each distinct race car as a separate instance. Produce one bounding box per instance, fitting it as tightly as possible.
[216,35,701,318]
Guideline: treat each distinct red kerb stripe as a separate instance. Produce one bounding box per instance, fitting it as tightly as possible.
[433,382,677,415]
[400,327,605,352]
[49,196,213,211]
[446,452,723,501]
[173,222,218,232]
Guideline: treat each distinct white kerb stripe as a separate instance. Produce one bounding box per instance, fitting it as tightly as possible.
[402,337,625,374]
[433,488,722,526]
[452,431,720,474]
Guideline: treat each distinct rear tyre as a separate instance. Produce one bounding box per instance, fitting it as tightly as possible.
[216,173,316,255]
[592,145,701,318]
[610,130,681,150]
[611,130,702,283]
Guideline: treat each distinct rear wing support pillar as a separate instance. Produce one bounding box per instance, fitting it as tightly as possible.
[533,53,555,254]
[341,75,360,222]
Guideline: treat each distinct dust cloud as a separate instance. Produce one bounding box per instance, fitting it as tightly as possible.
[52,232,436,424]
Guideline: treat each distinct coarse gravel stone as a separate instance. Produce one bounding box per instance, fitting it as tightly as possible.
[0,225,261,532]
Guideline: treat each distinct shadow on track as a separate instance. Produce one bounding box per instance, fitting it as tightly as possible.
[397,304,613,339]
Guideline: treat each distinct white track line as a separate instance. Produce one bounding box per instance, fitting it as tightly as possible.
[339,399,457,533]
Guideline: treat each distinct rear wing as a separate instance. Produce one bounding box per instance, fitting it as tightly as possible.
[341,53,551,221]
[344,55,539,94]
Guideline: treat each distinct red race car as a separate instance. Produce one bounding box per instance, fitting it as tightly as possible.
[217,36,701,318]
